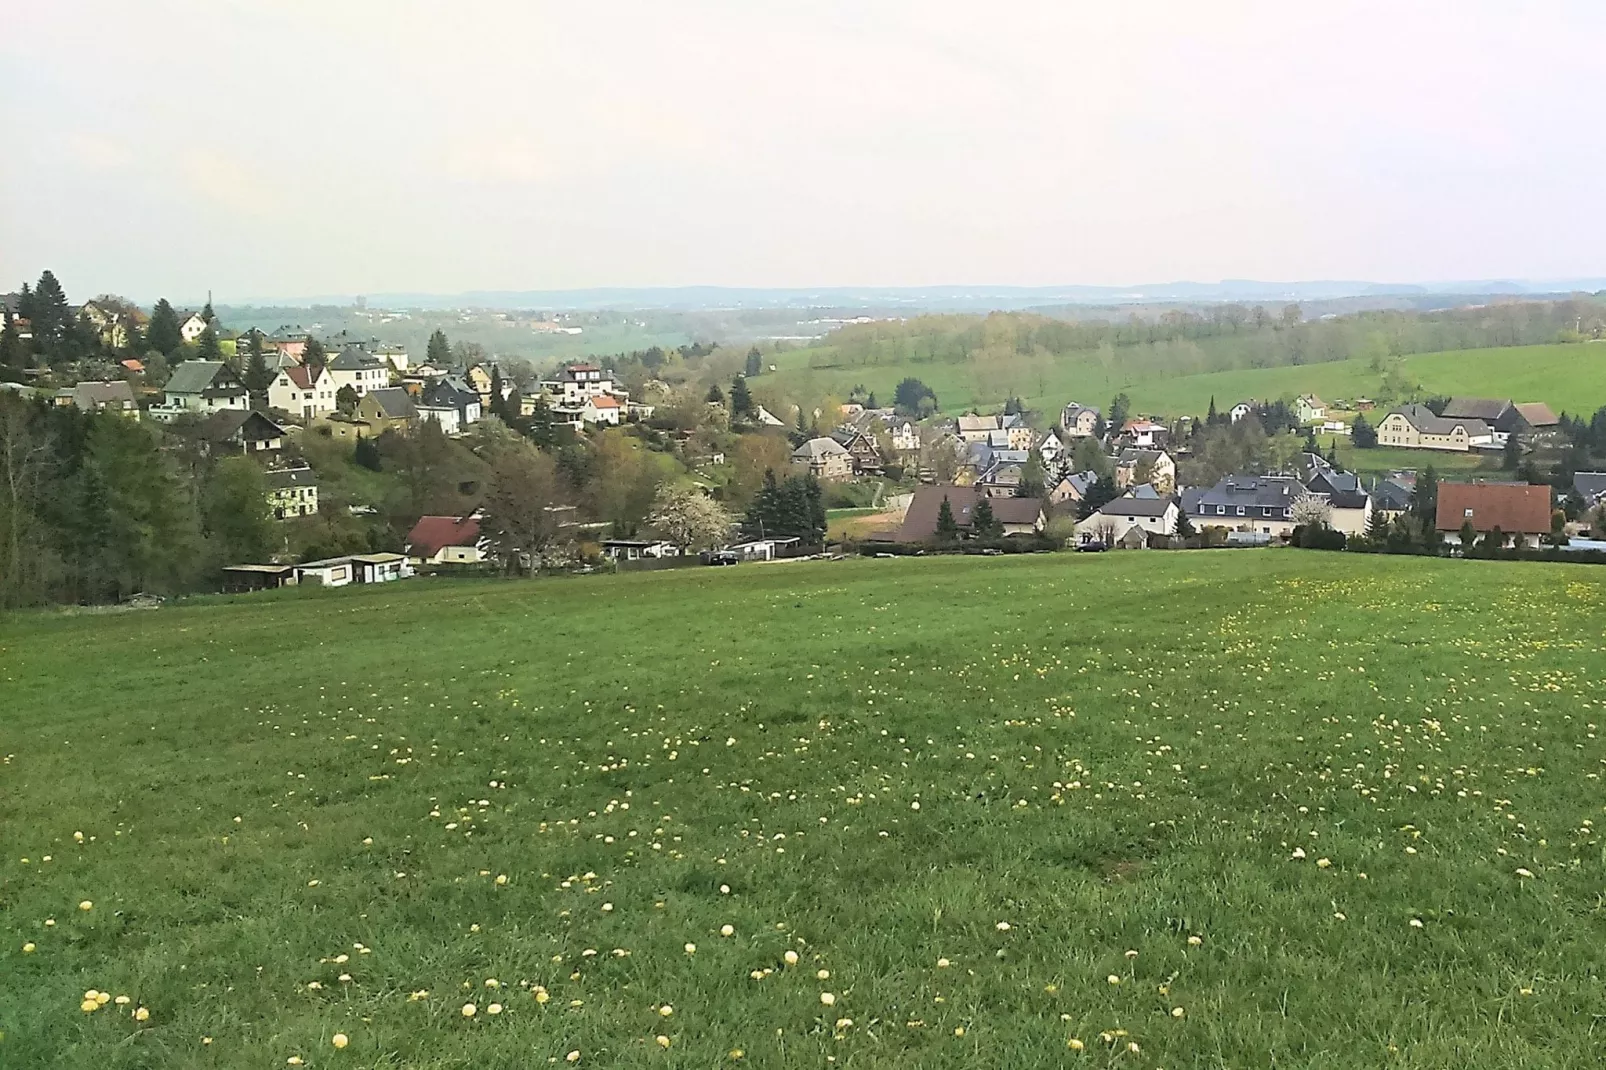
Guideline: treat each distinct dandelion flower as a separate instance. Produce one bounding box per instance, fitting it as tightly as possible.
[954,1026,965,1037]
[784,950,799,966]
[1316,858,1332,869]
[114,995,131,1006]
[995,921,1011,932]
[729,1049,744,1059]
[1187,935,1203,947]
[816,969,830,980]
[601,903,613,913]
[534,987,551,1005]
[820,992,836,1006]
[288,1059,304,1067]
[485,978,500,989]
[836,1018,854,1030]
[1516,868,1534,878]
[332,1032,348,1049]
[495,874,509,885]
[684,943,696,954]
[656,1035,671,1048]
[720,925,735,937]
[659,1005,674,1017]
[937,957,950,968]
[461,1003,477,1017]
[134,1006,150,1022]
[74,832,84,843]
[79,901,93,911]
[22,942,35,953]
[1171,1006,1185,1018]
[566,1051,581,1063]
[1107,975,1122,985]
[1409,918,1424,929]
[1291,847,1306,860]
[720,884,730,895]
[487,1003,503,1015]
[80,999,98,1013]
[1068,1037,1085,1050]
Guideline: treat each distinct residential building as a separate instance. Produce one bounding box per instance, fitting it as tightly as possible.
[600,539,679,561]
[829,427,884,475]
[150,360,248,421]
[355,387,417,431]
[1037,428,1065,467]
[56,380,139,418]
[791,437,853,479]
[1114,448,1175,493]
[80,300,146,349]
[955,412,1030,448]
[542,363,616,406]
[178,311,209,343]
[405,514,489,565]
[349,552,412,583]
[266,466,318,519]
[1435,482,1552,547]
[754,405,787,427]
[1229,401,1254,423]
[1572,471,1606,509]
[889,485,1045,541]
[1092,485,1179,544]
[268,364,337,418]
[1295,395,1328,423]
[1119,419,1168,448]
[889,420,920,454]
[1048,470,1098,507]
[200,410,288,454]
[418,378,482,434]
[1060,403,1100,438]
[1376,404,1491,451]
[1440,397,1561,445]
[974,459,1023,498]
[1372,476,1414,520]
[1185,474,1304,537]
[326,349,391,397]
[1304,463,1373,536]
[583,394,623,426]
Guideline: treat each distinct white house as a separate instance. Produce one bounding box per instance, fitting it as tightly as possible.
[1093,486,1180,544]
[326,349,391,397]
[890,420,920,454]
[266,465,318,519]
[1120,419,1167,448]
[178,311,209,343]
[584,394,623,425]
[1295,395,1328,424]
[543,364,616,406]
[1037,428,1065,467]
[268,364,337,418]
[150,360,249,421]
[416,399,462,435]
[405,514,489,566]
[295,557,355,587]
[1229,401,1255,423]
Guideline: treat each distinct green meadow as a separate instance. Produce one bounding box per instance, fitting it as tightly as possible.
[4,553,1606,1068]
[762,341,1606,420]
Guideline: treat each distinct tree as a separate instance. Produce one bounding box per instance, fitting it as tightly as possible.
[243,333,272,405]
[201,297,215,324]
[1459,518,1477,547]
[336,385,360,415]
[729,375,754,419]
[1071,436,1111,476]
[706,383,725,405]
[354,436,382,472]
[196,325,222,361]
[524,394,558,450]
[865,391,878,409]
[202,456,275,561]
[303,337,327,368]
[1174,509,1195,540]
[481,443,566,572]
[1207,396,1219,425]
[742,470,826,542]
[489,365,509,421]
[29,270,71,350]
[935,495,959,541]
[1502,432,1521,471]
[745,346,763,377]
[146,299,183,355]
[0,322,22,369]
[1107,392,1131,432]
[426,329,451,366]
[651,486,733,551]
[1291,491,1332,530]
[971,496,1001,539]
[893,377,938,417]
[1077,474,1119,519]
[1365,504,1390,544]
[1351,412,1377,448]
[1017,450,1046,497]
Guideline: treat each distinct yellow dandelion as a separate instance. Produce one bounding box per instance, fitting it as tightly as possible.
[729,1050,744,1060]
[566,1051,581,1063]
[783,950,799,966]
[1068,1037,1085,1050]
[937,957,950,967]
[655,1035,671,1049]
[1187,935,1203,946]
[80,999,98,1013]
[820,992,836,1006]
[22,942,36,953]
[288,1059,305,1067]
[659,1004,674,1017]
[684,942,697,954]
[1107,974,1122,985]
[461,1003,477,1017]
[816,969,830,980]
[954,1026,965,1037]
[134,1006,150,1022]
[114,995,131,1006]
[1171,1006,1185,1018]
[332,1032,349,1048]
[79,901,94,912]
[495,874,509,885]
[720,924,735,937]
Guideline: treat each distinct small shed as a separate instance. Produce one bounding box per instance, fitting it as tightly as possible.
[221,564,298,593]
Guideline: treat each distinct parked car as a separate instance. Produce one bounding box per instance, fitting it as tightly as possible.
[1077,540,1107,552]
[700,550,739,566]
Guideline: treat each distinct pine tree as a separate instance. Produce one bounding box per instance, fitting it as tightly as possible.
[426,329,451,366]
[0,322,22,368]
[972,497,1000,539]
[935,495,959,541]
[354,436,383,471]
[1017,451,1046,497]
[706,383,725,404]
[865,392,877,409]
[490,365,506,418]
[303,336,327,368]
[196,325,222,361]
[729,375,754,419]
[745,346,762,377]
[201,298,215,323]
[146,299,183,355]
[243,333,272,405]
[1207,396,1218,424]
[31,271,71,350]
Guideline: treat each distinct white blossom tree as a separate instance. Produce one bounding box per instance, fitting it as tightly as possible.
[651,486,733,552]
[1291,491,1332,530]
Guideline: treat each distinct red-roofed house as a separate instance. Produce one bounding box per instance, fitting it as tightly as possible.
[268,363,336,418]
[584,393,623,426]
[405,513,490,566]
[1120,419,1168,448]
[1435,483,1552,547]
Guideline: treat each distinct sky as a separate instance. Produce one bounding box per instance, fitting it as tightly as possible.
[3,0,1604,302]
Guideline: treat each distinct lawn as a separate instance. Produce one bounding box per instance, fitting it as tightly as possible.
[4,552,1606,1067]
[1318,440,1495,482]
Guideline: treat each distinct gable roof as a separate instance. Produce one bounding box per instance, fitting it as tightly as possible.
[328,349,386,371]
[1192,474,1303,511]
[265,465,316,489]
[956,414,996,433]
[69,380,136,408]
[894,485,1043,540]
[1573,471,1606,504]
[200,409,287,443]
[1061,402,1099,421]
[1435,482,1551,534]
[1513,402,1558,428]
[792,437,850,461]
[283,365,326,389]
[1442,397,1514,423]
[165,360,242,395]
[1096,490,1175,518]
[364,387,416,419]
[1372,478,1413,512]
[588,394,621,409]
[405,515,483,557]
[1387,403,1490,437]
[1116,447,1168,466]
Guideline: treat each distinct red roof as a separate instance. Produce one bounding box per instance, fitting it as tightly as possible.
[285,365,323,389]
[1435,483,1552,535]
[405,515,482,557]
[120,358,144,372]
[589,395,620,408]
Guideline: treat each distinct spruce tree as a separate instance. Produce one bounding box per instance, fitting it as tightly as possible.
[244,333,272,405]
[197,325,222,361]
[146,299,183,355]
[426,329,451,366]
[745,346,762,377]
[706,383,725,404]
[972,497,999,538]
[935,496,959,541]
[32,270,71,350]
[303,336,327,367]
[729,375,753,419]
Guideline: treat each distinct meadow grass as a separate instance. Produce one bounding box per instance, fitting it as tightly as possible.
[763,341,1606,420]
[3,552,1605,1067]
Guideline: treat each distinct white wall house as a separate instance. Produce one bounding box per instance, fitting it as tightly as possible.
[150,360,249,422]
[268,364,337,418]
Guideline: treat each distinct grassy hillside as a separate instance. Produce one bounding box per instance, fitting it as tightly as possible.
[4,553,1605,1067]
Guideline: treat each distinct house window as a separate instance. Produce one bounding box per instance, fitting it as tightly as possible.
[1464,508,1473,518]
[1236,506,1245,516]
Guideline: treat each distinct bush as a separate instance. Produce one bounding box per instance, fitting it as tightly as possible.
[1293,525,1347,551]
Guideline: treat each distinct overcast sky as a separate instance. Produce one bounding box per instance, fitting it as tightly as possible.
[3,1,1603,302]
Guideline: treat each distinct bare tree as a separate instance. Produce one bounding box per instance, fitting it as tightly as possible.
[482,444,567,572]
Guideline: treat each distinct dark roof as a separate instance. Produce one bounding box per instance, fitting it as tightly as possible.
[1192,474,1302,510]
[1442,397,1514,423]
[70,380,136,408]
[1116,447,1167,466]
[1436,482,1551,534]
[1388,403,1490,437]
[364,387,416,419]
[1372,478,1413,512]
[893,485,1043,541]
[1573,471,1606,504]
[200,410,287,443]
[405,515,483,556]
[165,360,242,396]
[265,466,316,489]
[1306,469,1369,509]
[328,349,386,371]
[1096,492,1175,518]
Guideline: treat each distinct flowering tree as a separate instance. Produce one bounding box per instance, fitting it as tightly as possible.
[1291,491,1332,530]
[651,487,733,551]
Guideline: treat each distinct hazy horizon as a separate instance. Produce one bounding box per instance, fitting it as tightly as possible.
[5,1,1605,302]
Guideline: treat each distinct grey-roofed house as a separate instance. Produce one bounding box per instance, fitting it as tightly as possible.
[326,348,391,396]
[57,380,139,418]
[266,465,318,518]
[200,410,288,453]
[1049,469,1099,506]
[888,485,1044,541]
[1186,474,1304,537]
[1090,485,1180,546]
[1376,403,1492,451]
[1114,447,1175,493]
[151,360,249,422]
[1372,477,1414,517]
[791,436,852,479]
[1060,402,1100,437]
[1572,472,1606,509]
[1304,467,1374,535]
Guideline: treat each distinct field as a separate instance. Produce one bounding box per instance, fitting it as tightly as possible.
[5,553,1606,1067]
[1317,440,1493,481]
[762,340,1606,420]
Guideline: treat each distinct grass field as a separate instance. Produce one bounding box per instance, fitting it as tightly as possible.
[762,341,1606,421]
[5,553,1606,1067]
[1318,440,1494,481]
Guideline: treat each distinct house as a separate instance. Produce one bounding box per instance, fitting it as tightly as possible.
[755,405,787,427]
[999,412,1033,450]
[1372,476,1414,519]
[1435,482,1552,547]
[1060,403,1100,437]
[1119,419,1168,448]
[405,514,489,565]
[791,437,853,479]
[974,460,1023,498]
[583,393,623,426]
[295,557,355,587]
[150,361,248,421]
[542,363,617,407]
[178,311,209,343]
[600,539,679,561]
[56,380,139,418]
[955,412,1031,448]
[375,344,410,373]
[1512,402,1560,437]
[1114,448,1175,493]
[1376,404,1491,451]
[418,378,483,434]
[268,364,336,419]
[729,536,803,560]
[120,358,145,374]
[1303,464,1373,536]
[1048,470,1099,507]
[221,563,299,593]
[1229,401,1255,423]
[1037,429,1065,467]
[349,552,412,583]
[1186,474,1304,537]
[1295,395,1327,423]
[200,410,288,453]
[326,349,391,397]
[1093,485,1180,544]
[890,485,1045,541]
[81,300,147,348]
[829,427,884,475]
[956,414,998,444]
[1572,472,1606,509]
[355,387,417,431]
[266,465,318,519]
[889,420,920,454]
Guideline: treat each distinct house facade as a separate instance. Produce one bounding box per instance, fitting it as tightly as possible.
[1435,482,1552,547]
[890,485,1045,541]
[201,410,287,454]
[1037,428,1064,467]
[57,380,139,418]
[1304,465,1373,535]
[1060,403,1100,438]
[1295,395,1327,423]
[268,364,336,418]
[1185,474,1303,537]
[791,437,853,479]
[1114,448,1175,493]
[266,465,319,519]
[326,349,391,397]
[1377,404,1491,451]
[150,361,249,421]
[829,427,884,475]
[405,514,489,565]
[1093,487,1179,544]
